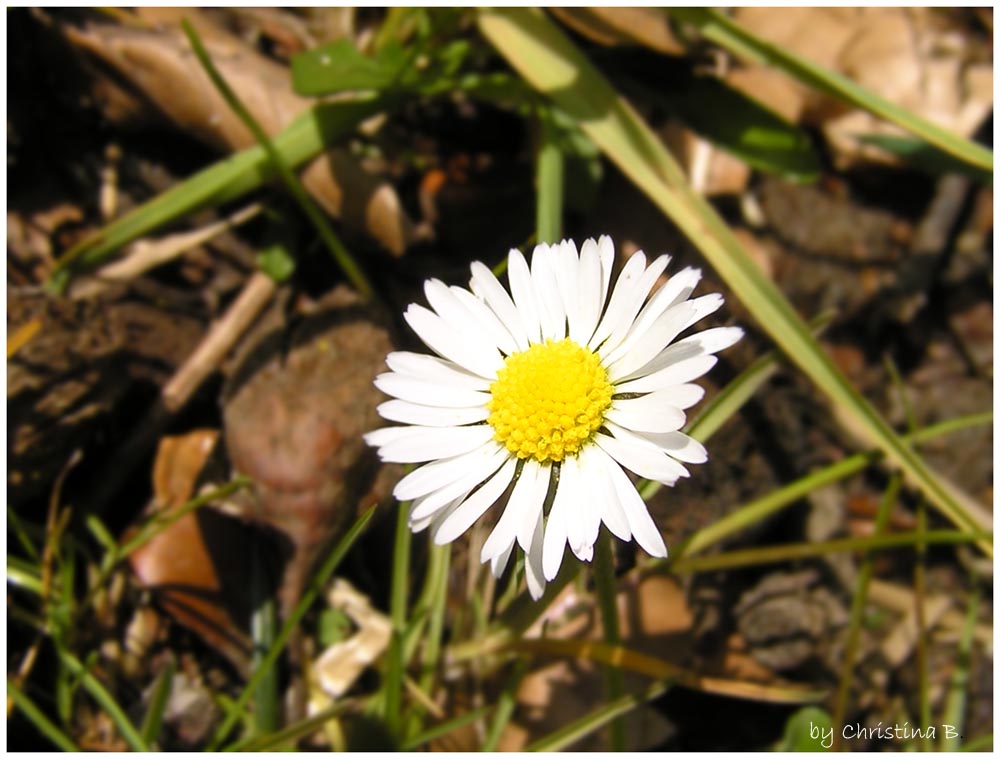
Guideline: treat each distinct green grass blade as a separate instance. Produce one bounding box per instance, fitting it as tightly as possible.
[58,651,149,751]
[183,21,375,299]
[672,411,992,561]
[7,506,39,561]
[51,97,387,285]
[383,499,413,742]
[231,701,350,752]
[526,679,672,752]
[668,8,993,172]
[250,562,280,735]
[535,107,564,244]
[7,678,80,752]
[477,8,992,556]
[401,705,493,751]
[208,506,377,749]
[118,477,251,561]
[671,529,988,574]
[481,658,528,751]
[139,655,176,747]
[831,475,901,747]
[593,532,625,750]
[941,589,980,750]
[7,555,44,596]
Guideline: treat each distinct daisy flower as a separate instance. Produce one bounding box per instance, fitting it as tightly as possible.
[365,236,742,599]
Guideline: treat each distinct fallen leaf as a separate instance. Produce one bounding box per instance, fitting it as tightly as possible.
[127,430,254,675]
[58,10,416,255]
[732,8,994,169]
[550,7,683,55]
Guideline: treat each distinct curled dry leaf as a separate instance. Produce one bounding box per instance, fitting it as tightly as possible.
[550,7,683,55]
[127,429,254,675]
[312,579,391,699]
[730,7,994,168]
[58,9,416,255]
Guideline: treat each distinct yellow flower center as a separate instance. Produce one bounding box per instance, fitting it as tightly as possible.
[487,338,613,463]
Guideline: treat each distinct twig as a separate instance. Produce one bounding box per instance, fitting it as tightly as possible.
[162,270,276,412]
[70,203,263,299]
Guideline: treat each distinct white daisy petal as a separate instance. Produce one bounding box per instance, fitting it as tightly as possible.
[597,235,615,307]
[394,441,505,501]
[614,355,717,395]
[523,505,546,599]
[404,304,502,379]
[427,496,468,543]
[385,351,491,391]
[469,261,530,352]
[599,448,668,558]
[598,254,671,359]
[530,244,566,341]
[424,278,474,330]
[374,425,495,464]
[449,285,521,357]
[561,456,592,561]
[606,301,697,382]
[434,457,518,545]
[588,250,647,351]
[680,326,745,356]
[507,249,542,344]
[411,490,468,533]
[635,431,709,464]
[605,395,687,434]
[542,464,573,580]
[616,326,742,383]
[377,400,489,427]
[555,240,581,342]
[574,237,604,344]
[491,541,515,578]
[595,429,688,485]
[602,266,700,366]
[409,444,509,521]
[683,293,725,329]
[580,444,631,541]
[516,462,551,551]
[374,373,491,408]
[481,458,543,563]
[666,383,706,410]
[571,451,605,560]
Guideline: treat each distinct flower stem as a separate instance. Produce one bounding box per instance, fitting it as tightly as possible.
[384,499,412,742]
[593,530,625,751]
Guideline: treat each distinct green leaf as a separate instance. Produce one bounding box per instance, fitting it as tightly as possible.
[775,706,834,751]
[476,8,992,558]
[256,242,296,283]
[608,52,821,181]
[293,39,410,96]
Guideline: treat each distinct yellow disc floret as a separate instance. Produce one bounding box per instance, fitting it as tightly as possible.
[487,338,613,463]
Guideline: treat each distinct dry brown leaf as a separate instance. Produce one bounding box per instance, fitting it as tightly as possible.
[550,7,683,55]
[731,8,994,169]
[127,429,254,675]
[59,10,416,255]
